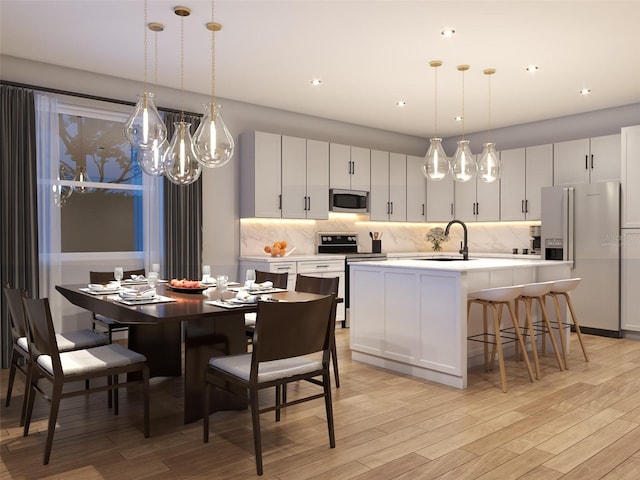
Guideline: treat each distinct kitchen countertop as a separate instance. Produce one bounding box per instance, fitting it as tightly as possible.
[239,254,345,262]
[352,257,564,272]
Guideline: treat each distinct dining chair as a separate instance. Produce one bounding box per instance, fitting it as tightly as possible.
[203,295,336,476]
[89,268,145,343]
[244,270,289,338]
[3,285,109,426]
[21,294,150,465]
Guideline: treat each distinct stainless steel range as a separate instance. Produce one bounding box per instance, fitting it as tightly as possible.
[317,233,387,309]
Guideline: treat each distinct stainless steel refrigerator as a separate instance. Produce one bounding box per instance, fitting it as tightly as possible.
[541,181,621,337]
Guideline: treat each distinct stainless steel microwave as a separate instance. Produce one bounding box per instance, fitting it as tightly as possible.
[329,189,369,213]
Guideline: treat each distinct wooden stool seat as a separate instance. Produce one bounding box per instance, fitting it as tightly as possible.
[467,285,535,392]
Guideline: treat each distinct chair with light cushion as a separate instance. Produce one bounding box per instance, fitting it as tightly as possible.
[244,270,289,338]
[21,295,150,465]
[89,268,145,342]
[3,285,109,427]
[467,284,535,392]
[204,295,336,476]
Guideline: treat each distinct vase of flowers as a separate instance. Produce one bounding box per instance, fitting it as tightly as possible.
[425,227,448,252]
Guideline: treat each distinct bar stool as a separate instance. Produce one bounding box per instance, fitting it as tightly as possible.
[515,281,564,380]
[467,285,535,392]
[546,278,589,369]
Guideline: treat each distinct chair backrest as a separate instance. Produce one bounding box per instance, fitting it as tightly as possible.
[21,296,62,375]
[4,285,28,342]
[252,295,334,367]
[89,268,146,283]
[255,270,288,289]
[295,274,339,296]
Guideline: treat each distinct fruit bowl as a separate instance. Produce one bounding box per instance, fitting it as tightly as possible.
[263,241,293,257]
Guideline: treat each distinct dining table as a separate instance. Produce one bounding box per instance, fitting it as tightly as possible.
[55,283,326,424]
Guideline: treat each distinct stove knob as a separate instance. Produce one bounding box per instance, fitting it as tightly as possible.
[322,236,328,242]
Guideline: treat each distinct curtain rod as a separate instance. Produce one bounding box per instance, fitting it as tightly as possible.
[0,80,199,117]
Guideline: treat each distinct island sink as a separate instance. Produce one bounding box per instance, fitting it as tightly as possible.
[419,257,475,262]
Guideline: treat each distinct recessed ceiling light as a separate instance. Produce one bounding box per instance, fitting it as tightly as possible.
[310,79,322,86]
[454,116,463,122]
[579,88,591,95]
[396,100,406,107]
[441,28,455,38]
[526,65,539,72]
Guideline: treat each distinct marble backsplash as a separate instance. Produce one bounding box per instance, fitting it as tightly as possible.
[240,215,539,256]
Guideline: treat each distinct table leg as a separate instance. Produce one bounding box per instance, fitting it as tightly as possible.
[128,323,182,378]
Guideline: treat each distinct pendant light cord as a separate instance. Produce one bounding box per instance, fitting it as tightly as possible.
[211,0,216,116]
[488,73,492,143]
[434,66,438,137]
[143,0,148,91]
[180,13,185,123]
[461,68,465,140]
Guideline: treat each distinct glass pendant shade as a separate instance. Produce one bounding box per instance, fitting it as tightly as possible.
[422,137,450,181]
[164,122,202,185]
[451,140,476,183]
[73,166,93,194]
[139,139,168,176]
[124,92,167,151]
[194,103,234,168]
[478,142,502,183]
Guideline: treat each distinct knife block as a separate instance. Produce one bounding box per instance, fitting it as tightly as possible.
[372,239,382,253]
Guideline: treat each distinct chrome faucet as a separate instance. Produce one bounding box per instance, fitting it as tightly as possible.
[444,219,469,260]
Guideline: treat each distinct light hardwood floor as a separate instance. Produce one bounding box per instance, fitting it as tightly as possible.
[2,329,640,479]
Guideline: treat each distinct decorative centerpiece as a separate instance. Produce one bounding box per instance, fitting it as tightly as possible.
[425,227,448,252]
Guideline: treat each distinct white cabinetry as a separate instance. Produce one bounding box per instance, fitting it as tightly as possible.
[500,144,553,221]
[426,178,454,222]
[297,259,346,323]
[621,229,640,332]
[329,144,370,191]
[454,156,500,222]
[370,150,407,221]
[621,125,640,228]
[281,136,329,220]
[240,131,282,218]
[406,155,427,222]
[554,134,621,186]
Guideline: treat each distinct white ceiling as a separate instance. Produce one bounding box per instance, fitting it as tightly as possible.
[2,0,640,138]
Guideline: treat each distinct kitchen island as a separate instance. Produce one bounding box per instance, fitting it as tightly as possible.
[349,257,572,388]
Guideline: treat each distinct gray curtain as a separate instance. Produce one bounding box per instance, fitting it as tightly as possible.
[163,112,203,281]
[1,83,39,368]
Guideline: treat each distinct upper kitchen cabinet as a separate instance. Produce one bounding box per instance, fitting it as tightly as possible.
[553,133,621,186]
[406,154,427,222]
[622,125,640,228]
[454,155,500,222]
[281,136,329,220]
[500,144,553,221]
[240,131,282,218]
[370,150,407,222]
[329,143,370,192]
[425,177,454,223]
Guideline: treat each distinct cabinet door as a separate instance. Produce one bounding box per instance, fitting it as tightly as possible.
[350,146,371,192]
[622,126,640,228]
[305,139,329,220]
[553,138,590,186]
[370,150,390,221]
[426,178,454,222]
[329,143,351,190]
[476,175,500,221]
[590,133,621,183]
[269,261,297,291]
[281,135,307,219]
[252,131,282,218]
[500,148,526,221]
[621,229,640,332]
[406,154,426,222]
[389,153,407,222]
[454,177,476,222]
[525,144,553,220]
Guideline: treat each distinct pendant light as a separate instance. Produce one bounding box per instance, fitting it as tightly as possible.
[451,65,476,183]
[73,166,93,194]
[194,0,235,168]
[478,68,501,183]
[124,0,167,151]
[422,60,450,181]
[139,22,168,176]
[164,6,202,186]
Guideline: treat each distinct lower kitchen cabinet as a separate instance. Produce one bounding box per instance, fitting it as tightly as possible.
[622,229,640,332]
[297,259,346,323]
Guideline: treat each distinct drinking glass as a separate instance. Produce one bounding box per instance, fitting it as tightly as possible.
[151,263,160,274]
[114,267,124,286]
[147,271,159,289]
[245,269,256,290]
[216,275,228,300]
[202,264,212,284]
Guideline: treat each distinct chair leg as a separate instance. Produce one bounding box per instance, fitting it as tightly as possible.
[507,302,535,383]
[5,349,19,407]
[536,296,564,371]
[23,372,38,437]
[551,294,570,369]
[43,383,64,465]
[113,374,119,415]
[524,298,541,380]
[19,361,33,428]
[249,387,263,476]
[323,372,336,448]
[330,336,340,388]
[491,304,508,393]
[142,366,150,438]
[275,384,281,422]
[107,375,113,409]
[563,292,590,362]
[203,381,211,443]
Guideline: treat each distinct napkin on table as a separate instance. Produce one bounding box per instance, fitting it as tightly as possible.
[235,290,258,303]
[258,281,273,290]
[119,286,156,299]
[88,282,120,292]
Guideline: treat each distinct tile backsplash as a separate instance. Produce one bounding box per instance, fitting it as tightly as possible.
[240,215,538,256]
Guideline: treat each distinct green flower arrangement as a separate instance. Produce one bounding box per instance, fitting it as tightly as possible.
[425,227,448,252]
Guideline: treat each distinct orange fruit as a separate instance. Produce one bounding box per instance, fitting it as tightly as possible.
[264,245,271,253]
[280,247,286,256]
[272,246,281,256]
[280,240,287,248]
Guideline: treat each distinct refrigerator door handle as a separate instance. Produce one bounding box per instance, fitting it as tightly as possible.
[565,187,576,267]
